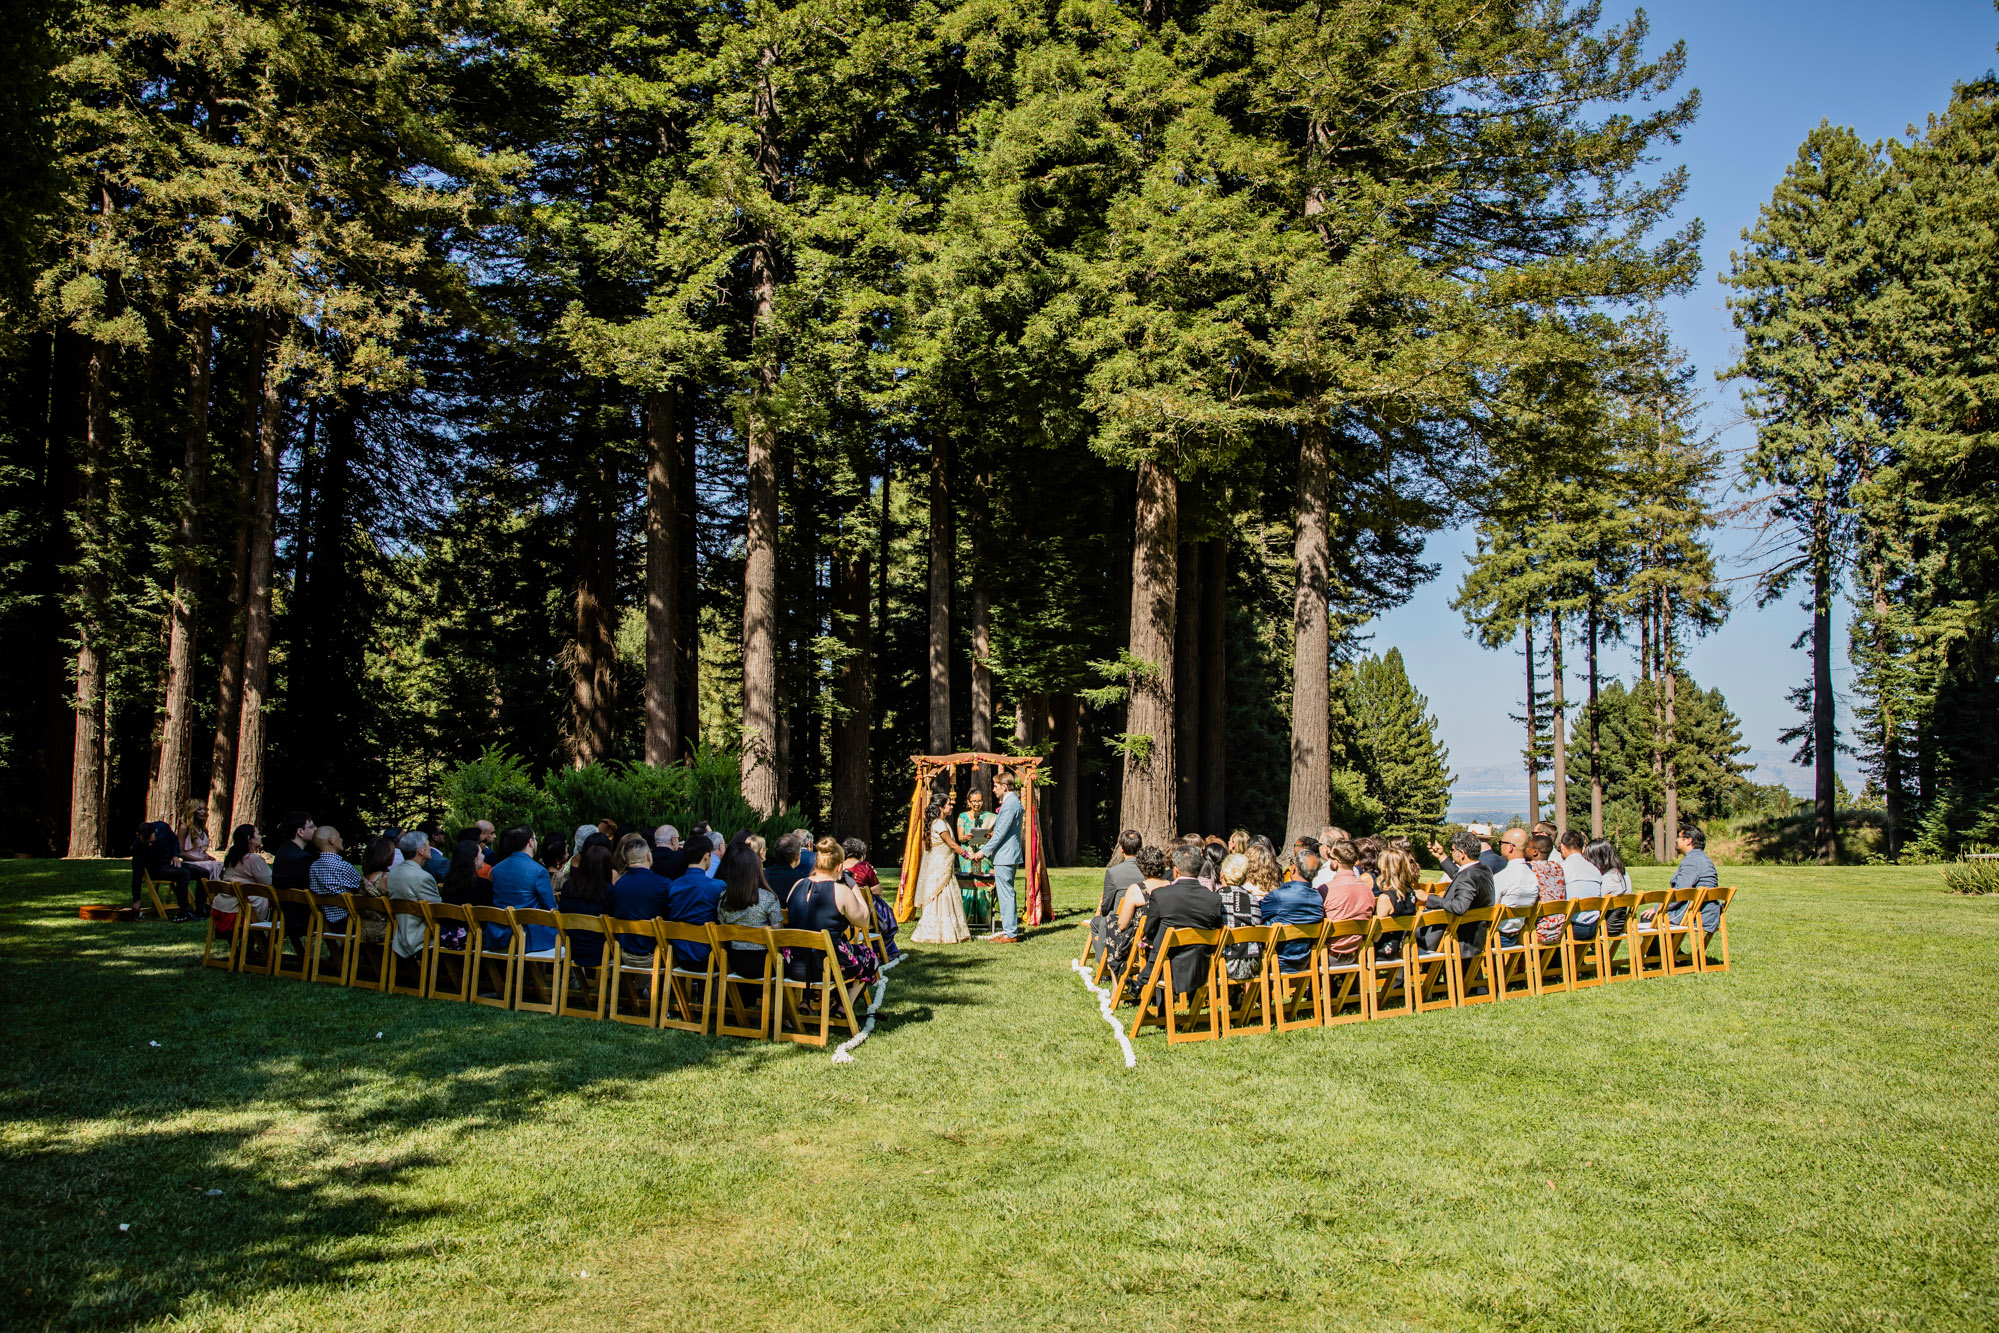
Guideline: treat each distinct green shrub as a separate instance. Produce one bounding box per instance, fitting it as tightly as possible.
[438,747,544,835]
[1942,857,1999,895]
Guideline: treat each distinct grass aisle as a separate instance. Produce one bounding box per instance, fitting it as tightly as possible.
[3,861,1997,1331]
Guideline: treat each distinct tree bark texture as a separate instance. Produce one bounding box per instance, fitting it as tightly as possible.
[1550,608,1566,837]
[927,433,952,755]
[206,315,263,843]
[675,402,699,754]
[66,342,111,857]
[832,534,873,840]
[149,314,211,824]
[1122,458,1178,846]
[1661,594,1679,851]
[643,387,679,765]
[969,471,992,797]
[1286,423,1330,845]
[1587,594,1604,840]
[229,339,283,830]
[1198,536,1227,834]
[571,453,619,767]
[1873,568,1901,860]
[1173,540,1199,834]
[1053,691,1079,865]
[740,51,783,815]
[1813,522,1837,864]
[1523,615,1539,826]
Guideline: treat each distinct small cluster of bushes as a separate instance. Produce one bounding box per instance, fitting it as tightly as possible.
[1942,857,1999,895]
[436,745,809,849]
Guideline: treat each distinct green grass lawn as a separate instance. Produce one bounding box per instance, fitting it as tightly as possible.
[4,860,1996,1332]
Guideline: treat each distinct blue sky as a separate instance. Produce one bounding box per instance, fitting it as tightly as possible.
[1371,0,1999,812]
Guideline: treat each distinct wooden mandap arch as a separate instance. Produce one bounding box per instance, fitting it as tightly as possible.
[893,752,1054,928]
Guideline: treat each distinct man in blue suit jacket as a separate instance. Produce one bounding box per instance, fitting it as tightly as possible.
[665,833,725,968]
[984,771,1026,943]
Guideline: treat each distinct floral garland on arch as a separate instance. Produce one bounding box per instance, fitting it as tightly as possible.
[892,752,1053,927]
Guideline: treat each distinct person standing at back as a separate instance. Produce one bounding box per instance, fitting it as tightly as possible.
[983,770,1026,944]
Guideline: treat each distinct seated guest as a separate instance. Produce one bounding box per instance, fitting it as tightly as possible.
[307,827,361,928]
[665,833,724,970]
[1477,831,1506,875]
[1490,826,1538,942]
[488,826,556,952]
[419,821,449,879]
[1288,838,1324,903]
[212,824,273,934]
[607,833,673,958]
[1320,839,1374,959]
[1413,830,1497,960]
[476,819,498,864]
[540,833,571,894]
[1098,829,1147,920]
[1216,852,1264,982]
[1227,829,1250,856]
[1260,851,1327,973]
[177,799,222,878]
[1104,846,1169,983]
[766,830,810,900]
[386,829,442,968]
[1139,844,1226,997]
[782,836,881,993]
[131,818,201,920]
[355,835,395,944]
[715,841,785,976]
[556,837,616,968]
[1667,825,1724,937]
[1353,835,1386,893]
[1587,839,1632,939]
[1370,846,1422,959]
[1526,832,1568,945]
[842,837,897,961]
[1557,829,1604,939]
[652,823,682,866]
[269,811,316,943]
[1243,844,1283,898]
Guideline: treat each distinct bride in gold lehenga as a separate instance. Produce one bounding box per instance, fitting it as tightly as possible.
[910,793,974,945]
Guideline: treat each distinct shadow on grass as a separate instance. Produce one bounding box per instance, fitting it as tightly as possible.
[0,878,888,1329]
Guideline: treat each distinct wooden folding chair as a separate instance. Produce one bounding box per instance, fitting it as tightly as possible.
[1527,900,1573,997]
[138,870,177,921]
[657,922,719,1034]
[268,886,316,978]
[1490,904,1537,999]
[1453,907,1500,1007]
[1693,886,1734,972]
[1126,928,1223,1044]
[424,902,475,1002]
[233,887,282,977]
[554,913,613,1020]
[1106,932,1150,1011]
[1363,915,1416,1019]
[1267,923,1325,1032]
[513,909,564,1015]
[1411,909,1462,1014]
[347,900,393,992]
[1631,890,1672,979]
[607,917,665,1027]
[467,905,520,1009]
[772,928,863,1047]
[199,882,240,971]
[1661,889,1704,976]
[385,902,432,998]
[1320,920,1371,1025]
[308,894,359,986]
[1219,925,1276,1038]
[1599,893,1640,982]
[1564,896,1607,990]
[712,925,777,1039]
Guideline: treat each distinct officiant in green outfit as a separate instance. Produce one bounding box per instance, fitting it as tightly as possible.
[955,786,997,904]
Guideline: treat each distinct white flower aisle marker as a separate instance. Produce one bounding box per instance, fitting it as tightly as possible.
[1071,958,1138,1069]
[830,975,890,1064]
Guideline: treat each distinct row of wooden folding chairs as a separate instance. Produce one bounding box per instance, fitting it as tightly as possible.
[1091,886,1734,1045]
[197,887,870,1047]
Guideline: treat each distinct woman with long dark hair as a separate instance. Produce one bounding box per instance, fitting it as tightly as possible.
[557,839,616,968]
[716,841,785,976]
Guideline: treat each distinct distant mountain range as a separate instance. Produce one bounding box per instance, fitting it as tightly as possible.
[1444,749,1821,821]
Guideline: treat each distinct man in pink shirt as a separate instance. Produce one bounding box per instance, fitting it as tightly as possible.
[1320,838,1374,956]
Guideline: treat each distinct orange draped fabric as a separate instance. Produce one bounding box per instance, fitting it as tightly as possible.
[892,753,1050,926]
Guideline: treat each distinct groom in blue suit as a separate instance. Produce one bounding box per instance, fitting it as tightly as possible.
[984,770,1026,943]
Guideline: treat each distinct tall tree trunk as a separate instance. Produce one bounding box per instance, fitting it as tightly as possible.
[1872,564,1901,860]
[1813,516,1837,864]
[39,332,84,856]
[1122,458,1178,845]
[643,387,679,765]
[206,316,263,843]
[1587,593,1604,840]
[832,531,873,840]
[66,341,111,858]
[1550,608,1567,837]
[675,399,699,755]
[969,470,992,794]
[1662,595,1679,850]
[1198,535,1227,832]
[1647,588,1667,862]
[149,314,211,824]
[927,433,952,755]
[1109,472,1134,833]
[572,451,618,767]
[1286,422,1330,844]
[1173,540,1198,834]
[1053,691,1079,865]
[1524,615,1539,825]
[229,336,283,830]
[740,50,783,816]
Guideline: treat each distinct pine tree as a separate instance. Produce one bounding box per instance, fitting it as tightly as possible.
[1336,649,1452,831]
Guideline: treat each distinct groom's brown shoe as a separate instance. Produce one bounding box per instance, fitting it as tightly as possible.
[983,933,1019,944]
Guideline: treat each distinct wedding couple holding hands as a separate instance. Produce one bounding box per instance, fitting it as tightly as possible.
[911,770,1026,945]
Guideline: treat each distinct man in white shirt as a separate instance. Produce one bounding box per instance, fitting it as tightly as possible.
[1492,827,1538,940]
[1556,828,1604,939]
